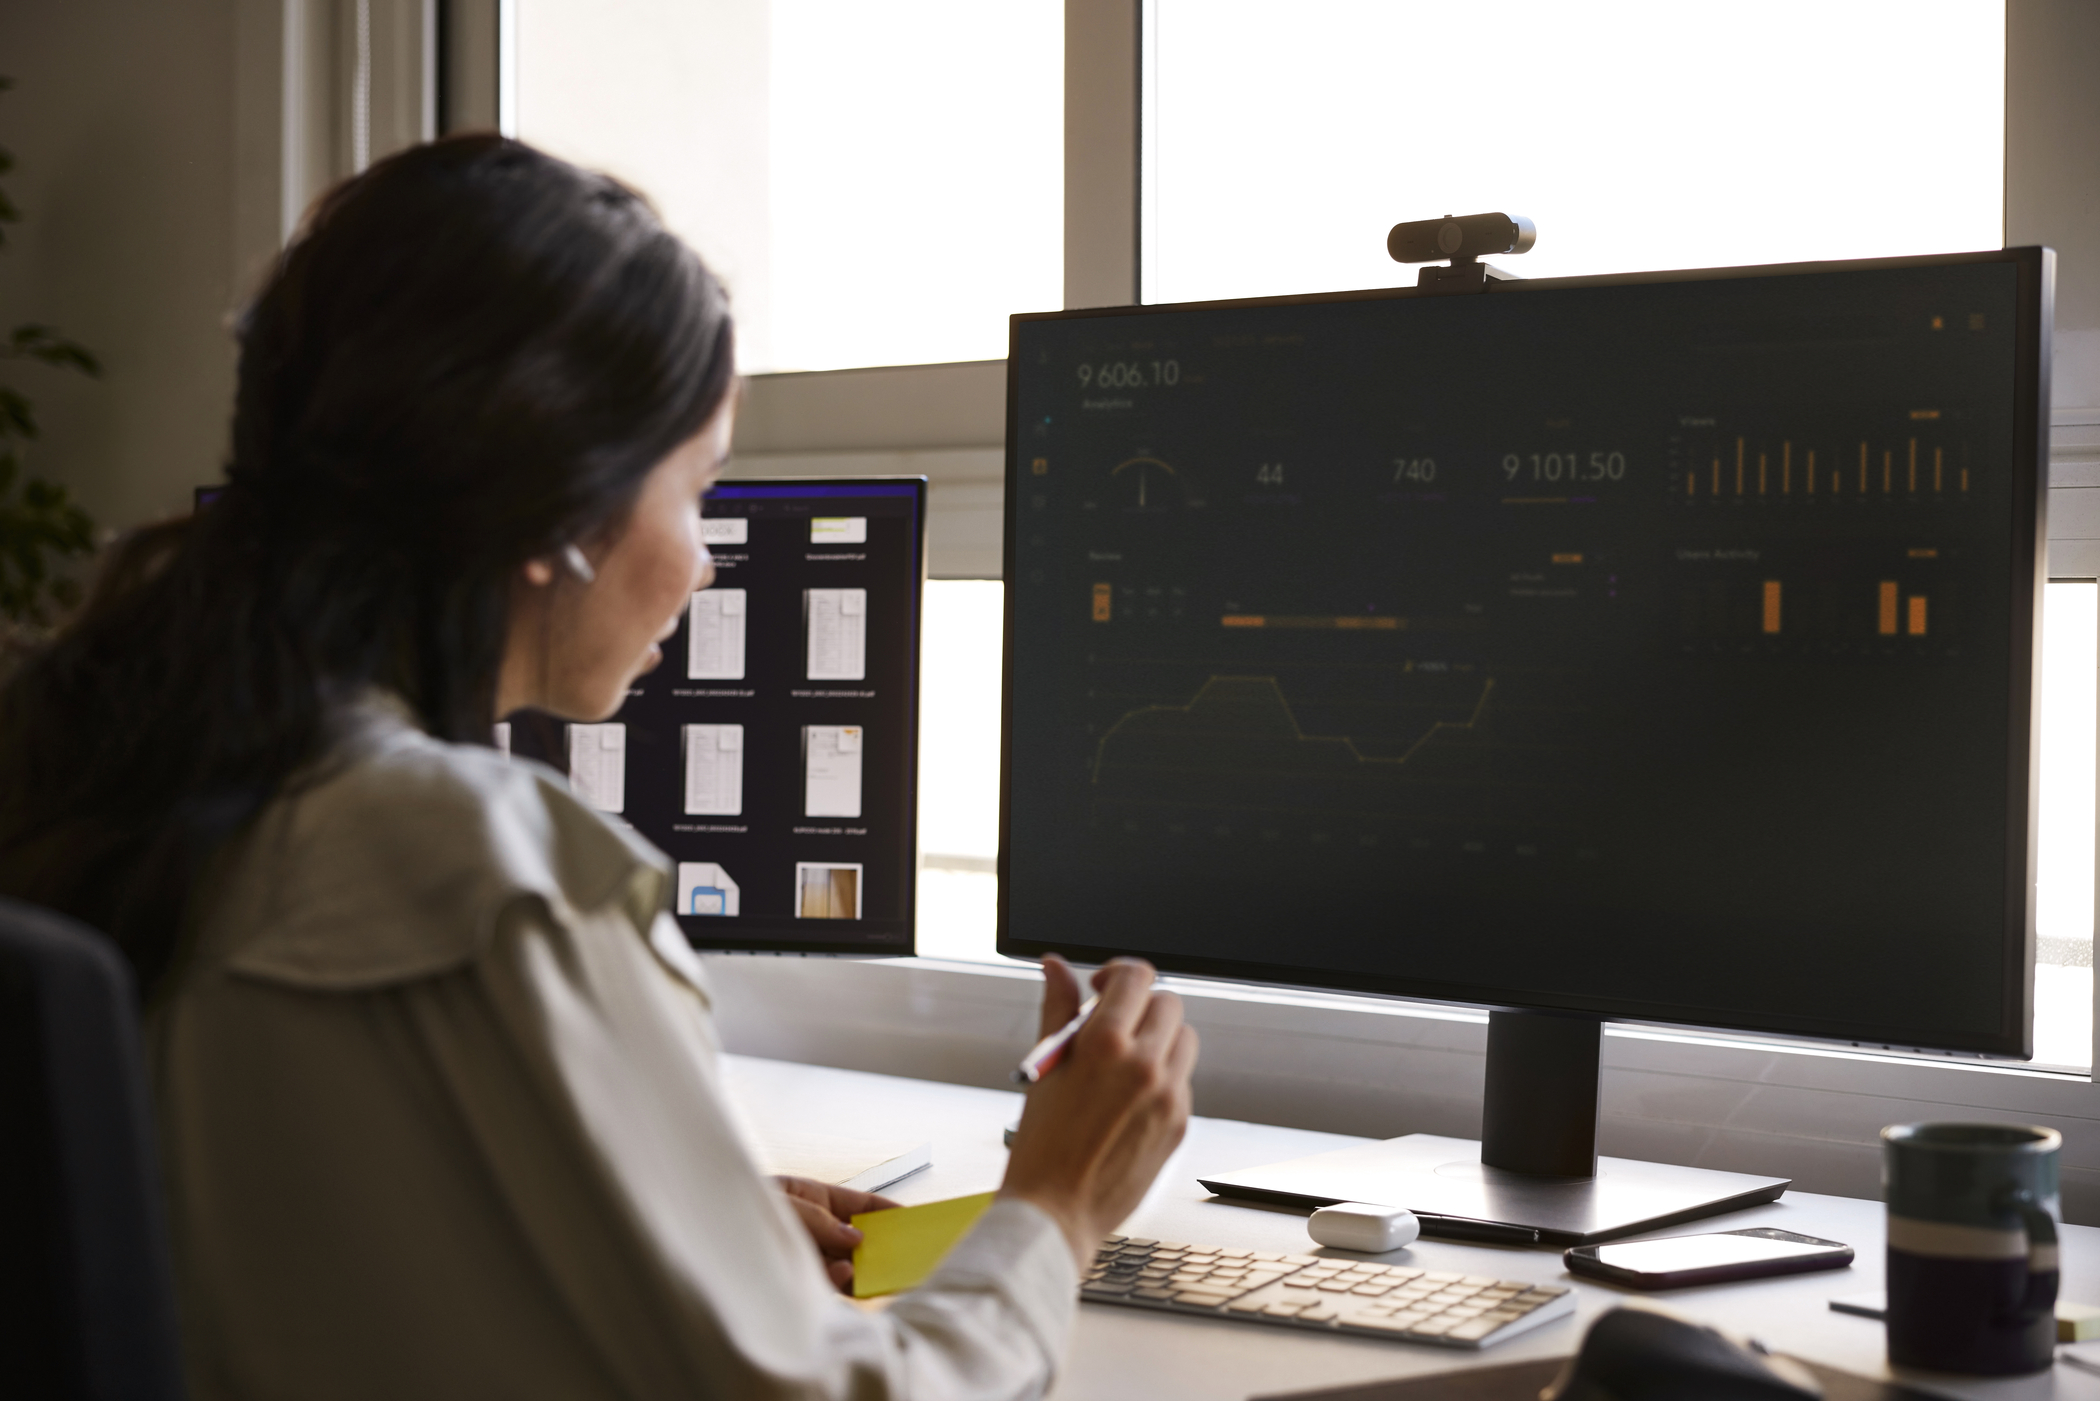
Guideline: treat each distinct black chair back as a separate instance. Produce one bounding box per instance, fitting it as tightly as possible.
[0,898,184,1400]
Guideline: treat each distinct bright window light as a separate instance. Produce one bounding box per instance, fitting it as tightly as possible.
[515,0,1062,373]
[2036,581,2095,1069]
[1142,0,2005,305]
[916,581,1014,962]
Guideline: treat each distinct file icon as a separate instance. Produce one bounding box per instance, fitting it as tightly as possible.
[806,588,868,680]
[567,723,626,813]
[676,862,740,917]
[682,724,744,815]
[804,725,864,818]
[688,589,748,679]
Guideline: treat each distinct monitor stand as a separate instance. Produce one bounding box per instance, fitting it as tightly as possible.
[1196,1009,1790,1247]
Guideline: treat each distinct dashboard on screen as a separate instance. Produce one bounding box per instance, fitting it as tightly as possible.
[1000,251,2047,1054]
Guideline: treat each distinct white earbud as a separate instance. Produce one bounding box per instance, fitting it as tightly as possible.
[560,543,596,584]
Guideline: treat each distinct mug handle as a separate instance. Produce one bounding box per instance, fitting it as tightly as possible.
[1998,1188,2060,1325]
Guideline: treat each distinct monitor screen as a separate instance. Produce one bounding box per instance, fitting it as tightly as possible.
[1001,251,2047,1055]
[509,477,927,955]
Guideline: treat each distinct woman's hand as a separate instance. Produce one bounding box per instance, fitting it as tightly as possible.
[775,1175,899,1292]
[998,954,1199,1269]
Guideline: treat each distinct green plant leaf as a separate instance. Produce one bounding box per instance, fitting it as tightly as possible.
[0,386,35,442]
[7,324,102,376]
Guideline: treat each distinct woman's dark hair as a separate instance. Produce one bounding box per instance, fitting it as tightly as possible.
[0,135,736,992]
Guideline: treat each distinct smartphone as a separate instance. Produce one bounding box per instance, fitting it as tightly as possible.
[1564,1228,1853,1290]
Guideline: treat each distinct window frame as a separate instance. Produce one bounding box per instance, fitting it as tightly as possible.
[455,0,2100,1210]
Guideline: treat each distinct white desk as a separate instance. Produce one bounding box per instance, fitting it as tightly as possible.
[722,1053,2100,1401]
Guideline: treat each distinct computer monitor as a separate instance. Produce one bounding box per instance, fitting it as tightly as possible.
[1000,249,2051,1241]
[508,476,927,956]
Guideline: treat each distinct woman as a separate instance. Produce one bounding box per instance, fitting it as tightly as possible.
[0,135,1196,1398]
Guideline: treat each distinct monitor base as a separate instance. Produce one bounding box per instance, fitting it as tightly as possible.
[1197,1134,1789,1247]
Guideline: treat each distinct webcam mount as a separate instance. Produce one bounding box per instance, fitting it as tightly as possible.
[1388,212,1537,295]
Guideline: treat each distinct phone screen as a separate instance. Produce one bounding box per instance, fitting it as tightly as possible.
[1592,1234,1834,1274]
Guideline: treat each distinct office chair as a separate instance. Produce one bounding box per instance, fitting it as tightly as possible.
[0,898,185,1400]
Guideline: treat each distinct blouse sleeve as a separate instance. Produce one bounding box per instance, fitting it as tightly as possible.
[423,895,1078,1401]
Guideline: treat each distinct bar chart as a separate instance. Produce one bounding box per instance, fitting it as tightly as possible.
[1675,413,1969,507]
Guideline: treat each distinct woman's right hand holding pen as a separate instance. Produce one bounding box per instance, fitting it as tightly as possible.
[998,954,1199,1269]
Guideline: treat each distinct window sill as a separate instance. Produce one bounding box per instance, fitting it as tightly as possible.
[703,951,2100,1223]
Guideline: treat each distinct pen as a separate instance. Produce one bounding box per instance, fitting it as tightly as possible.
[1011,994,1100,1084]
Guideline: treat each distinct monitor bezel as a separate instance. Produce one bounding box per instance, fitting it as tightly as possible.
[996,247,2051,1059]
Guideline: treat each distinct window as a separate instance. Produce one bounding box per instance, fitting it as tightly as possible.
[1141,0,2004,305]
[916,580,1010,961]
[2037,582,2095,1068]
[514,0,1063,373]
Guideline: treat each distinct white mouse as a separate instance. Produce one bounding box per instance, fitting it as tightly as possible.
[1308,1201,1421,1253]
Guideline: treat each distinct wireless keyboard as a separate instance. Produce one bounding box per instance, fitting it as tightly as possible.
[1081,1235,1575,1348]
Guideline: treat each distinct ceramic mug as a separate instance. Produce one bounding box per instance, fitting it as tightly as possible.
[1882,1122,2060,1375]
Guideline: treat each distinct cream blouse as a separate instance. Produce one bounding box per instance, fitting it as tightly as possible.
[148,697,1075,1399]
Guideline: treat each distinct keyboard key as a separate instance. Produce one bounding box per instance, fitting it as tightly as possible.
[1299,1304,1340,1322]
[1346,1316,1421,1335]
[1217,1248,1253,1259]
[1350,1283,1394,1296]
[1134,1286,1175,1300]
[1264,1302,1307,1318]
[1408,1317,1461,1337]
[1447,1318,1500,1342]
[1226,1298,1268,1314]
[1252,1251,1286,1261]
[1175,1290,1233,1308]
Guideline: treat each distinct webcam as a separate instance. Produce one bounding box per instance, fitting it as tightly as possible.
[1388,212,1537,266]
[1388,212,1536,295]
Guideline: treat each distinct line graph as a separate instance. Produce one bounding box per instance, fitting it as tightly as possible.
[1090,674,1495,786]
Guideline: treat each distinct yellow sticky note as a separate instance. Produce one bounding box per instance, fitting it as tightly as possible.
[851,1192,996,1298]
[2059,1301,2100,1341]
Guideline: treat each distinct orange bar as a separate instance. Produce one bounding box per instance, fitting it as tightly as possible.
[1762,581,1783,634]
[1883,450,1893,493]
[1908,438,1917,492]
[1093,583,1113,622]
[1687,470,1696,497]
[1877,581,1899,636]
[1907,596,1928,636]
[1859,442,1869,493]
[1736,438,1745,495]
[1807,448,1816,494]
[1551,553,1584,564]
[1783,441,1792,494]
[1233,615,1403,631]
[1759,453,1768,495]
[1934,447,1943,492]
[1712,457,1721,495]
[1961,468,1970,492]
